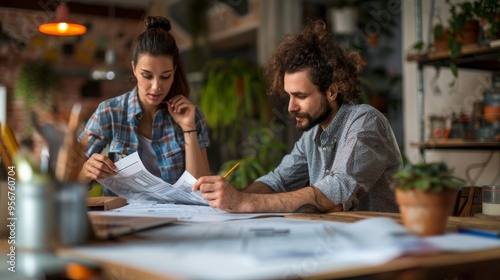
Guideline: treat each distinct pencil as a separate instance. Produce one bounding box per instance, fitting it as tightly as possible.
[223,162,240,179]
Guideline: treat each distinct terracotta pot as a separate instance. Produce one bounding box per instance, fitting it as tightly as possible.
[433,39,449,51]
[433,28,449,51]
[396,189,457,236]
[454,20,480,45]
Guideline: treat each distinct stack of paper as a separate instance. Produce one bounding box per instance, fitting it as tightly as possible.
[97,152,207,205]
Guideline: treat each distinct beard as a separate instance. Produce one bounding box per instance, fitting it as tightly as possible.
[291,98,332,131]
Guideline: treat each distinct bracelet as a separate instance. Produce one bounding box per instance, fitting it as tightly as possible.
[183,129,197,134]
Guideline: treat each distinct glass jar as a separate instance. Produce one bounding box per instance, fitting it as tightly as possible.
[429,115,446,140]
[483,73,500,128]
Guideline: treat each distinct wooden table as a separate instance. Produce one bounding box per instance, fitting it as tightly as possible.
[56,212,500,280]
[5,211,500,279]
[410,139,500,151]
[288,211,500,232]
[286,211,500,279]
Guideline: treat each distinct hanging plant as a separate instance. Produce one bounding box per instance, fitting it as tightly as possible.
[473,0,500,41]
[15,60,56,109]
[14,60,57,138]
[446,0,480,79]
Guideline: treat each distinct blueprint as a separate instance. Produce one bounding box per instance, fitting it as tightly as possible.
[91,203,290,223]
[97,152,207,205]
[70,217,448,280]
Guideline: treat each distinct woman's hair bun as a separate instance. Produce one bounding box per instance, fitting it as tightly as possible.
[145,16,171,32]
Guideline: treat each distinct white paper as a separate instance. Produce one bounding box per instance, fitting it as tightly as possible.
[424,233,500,252]
[97,152,207,205]
[92,203,289,223]
[71,217,437,280]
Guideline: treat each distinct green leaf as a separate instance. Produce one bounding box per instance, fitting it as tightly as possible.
[450,63,458,78]
[393,161,463,192]
[199,58,273,160]
[412,41,425,51]
[433,25,443,39]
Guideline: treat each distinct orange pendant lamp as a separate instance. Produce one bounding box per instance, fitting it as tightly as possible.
[38,2,87,36]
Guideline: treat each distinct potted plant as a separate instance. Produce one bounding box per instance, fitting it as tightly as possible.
[328,0,358,36]
[392,161,465,236]
[433,10,449,51]
[446,0,481,77]
[199,58,271,157]
[473,0,500,42]
[433,23,450,51]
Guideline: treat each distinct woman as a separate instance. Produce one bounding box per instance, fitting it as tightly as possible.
[79,16,210,191]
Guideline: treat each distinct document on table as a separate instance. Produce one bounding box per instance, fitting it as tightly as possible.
[71,217,443,280]
[91,203,289,223]
[96,152,207,205]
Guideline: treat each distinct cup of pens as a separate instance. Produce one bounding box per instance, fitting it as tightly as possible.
[58,183,89,246]
[52,103,89,245]
[482,186,500,216]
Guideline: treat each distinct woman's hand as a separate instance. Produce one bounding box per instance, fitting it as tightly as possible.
[166,95,196,131]
[79,153,118,183]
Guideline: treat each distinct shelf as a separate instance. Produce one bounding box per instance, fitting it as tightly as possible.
[411,139,500,151]
[406,44,500,71]
[174,0,260,52]
[209,21,258,51]
[409,1,500,162]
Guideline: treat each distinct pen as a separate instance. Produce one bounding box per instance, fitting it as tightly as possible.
[458,228,500,239]
[223,162,240,179]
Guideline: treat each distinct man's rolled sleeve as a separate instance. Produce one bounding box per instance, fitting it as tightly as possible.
[312,173,358,210]
[256,139,309,192]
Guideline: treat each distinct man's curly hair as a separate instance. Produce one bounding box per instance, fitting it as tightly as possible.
[264,20,364,102]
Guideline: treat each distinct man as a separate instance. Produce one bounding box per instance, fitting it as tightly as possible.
[193,20,402,213]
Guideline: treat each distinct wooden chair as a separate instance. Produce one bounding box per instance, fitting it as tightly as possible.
[453,186,483,217]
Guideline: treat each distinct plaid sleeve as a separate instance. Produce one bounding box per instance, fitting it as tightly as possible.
[78,103,109,158]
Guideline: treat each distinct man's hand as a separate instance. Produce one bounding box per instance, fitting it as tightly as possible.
[193,176,249,212]
[193,177,342,213]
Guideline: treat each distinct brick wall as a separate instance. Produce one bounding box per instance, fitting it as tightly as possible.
[0,8,142,163]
